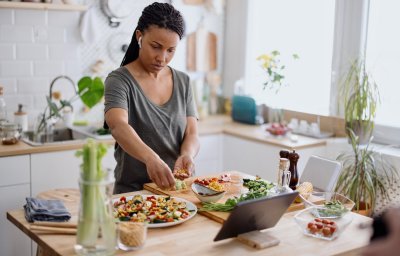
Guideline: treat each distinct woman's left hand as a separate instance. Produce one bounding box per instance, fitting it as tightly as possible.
[173,155,195,180]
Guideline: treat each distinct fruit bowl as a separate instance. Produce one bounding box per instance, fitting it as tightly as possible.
[300,192,355,219]
[266,123,291,136]
[294,206,353,241]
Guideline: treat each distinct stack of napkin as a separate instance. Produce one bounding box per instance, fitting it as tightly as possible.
[24,197,71,222]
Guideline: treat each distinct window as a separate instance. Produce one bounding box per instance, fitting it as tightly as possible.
[244,0,336,115]
[366,0,400,128]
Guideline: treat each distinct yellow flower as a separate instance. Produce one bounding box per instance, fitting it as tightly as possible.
[257,50,299,93]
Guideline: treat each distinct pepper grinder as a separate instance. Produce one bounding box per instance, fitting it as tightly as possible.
[288,150,300,190]
[279,149,290,159]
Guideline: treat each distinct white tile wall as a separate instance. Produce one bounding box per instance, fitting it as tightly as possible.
[34,26,65,43]
[0,25,33,43]
[33,60,64,76]
[18,78,49,94]
[1,61,32,77]
[0,78,17,95]
[0,43,15,60]
[16,44,47,60]
[47,11,80,28]
[0,9,13,25]
[15,10,46,26]
[48,44,78,60]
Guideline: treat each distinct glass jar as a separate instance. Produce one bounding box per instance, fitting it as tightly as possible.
[74,175,117,255]
[1,123,21,145]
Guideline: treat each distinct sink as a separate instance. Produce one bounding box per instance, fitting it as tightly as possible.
[22,127,88,146]
[67,125,113,140]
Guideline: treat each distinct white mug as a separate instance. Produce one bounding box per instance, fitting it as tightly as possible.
[299,120,308,133]
[310,122,320,135]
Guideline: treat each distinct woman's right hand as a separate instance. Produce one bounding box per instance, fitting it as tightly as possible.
[145,156,176,190]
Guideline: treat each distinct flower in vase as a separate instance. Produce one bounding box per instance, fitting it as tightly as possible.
[256,50,299,94]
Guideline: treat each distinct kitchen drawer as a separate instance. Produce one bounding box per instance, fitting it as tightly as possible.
[0,154,30,187]
[0,184,32,256]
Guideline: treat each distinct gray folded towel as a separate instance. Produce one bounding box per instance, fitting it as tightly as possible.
[24,197,71,222]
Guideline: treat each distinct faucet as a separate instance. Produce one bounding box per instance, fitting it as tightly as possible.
[49,75,77,100]
[49,75,77,116]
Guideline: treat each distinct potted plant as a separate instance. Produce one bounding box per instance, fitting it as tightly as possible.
[340,59,379,144]
[334,129,398,216]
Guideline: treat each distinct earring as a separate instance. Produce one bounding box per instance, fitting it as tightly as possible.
[138,37,142,48]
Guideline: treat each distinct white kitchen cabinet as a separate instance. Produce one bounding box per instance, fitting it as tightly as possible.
[195,134,223,176]
[31,150,81,197]
[0,155,32,256]
[222,135,326,182]
[31,145,116,197]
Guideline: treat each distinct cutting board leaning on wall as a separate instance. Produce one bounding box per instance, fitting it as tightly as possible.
[186,25,218,72]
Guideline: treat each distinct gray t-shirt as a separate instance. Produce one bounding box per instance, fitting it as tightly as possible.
[104,66,198,193]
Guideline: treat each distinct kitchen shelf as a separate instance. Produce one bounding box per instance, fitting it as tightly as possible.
[0,1,87,12]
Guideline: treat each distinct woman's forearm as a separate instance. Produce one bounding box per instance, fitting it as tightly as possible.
[180,133,199,159]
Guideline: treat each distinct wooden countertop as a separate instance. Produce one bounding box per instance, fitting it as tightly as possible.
[7,187,372,256]
[0,115,326,157]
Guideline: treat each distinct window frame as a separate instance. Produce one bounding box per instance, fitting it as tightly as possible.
[239,0,400,145]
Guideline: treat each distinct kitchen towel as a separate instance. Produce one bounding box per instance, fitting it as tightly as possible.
[24,197,71,222]
[80,6,101,44]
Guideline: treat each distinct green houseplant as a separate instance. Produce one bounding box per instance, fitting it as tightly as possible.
[335,129,398,216]
[340,59,379,144]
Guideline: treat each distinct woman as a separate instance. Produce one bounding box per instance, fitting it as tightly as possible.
[104,2,199,193]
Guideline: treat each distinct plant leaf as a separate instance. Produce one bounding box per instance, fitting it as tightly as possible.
[78,76,104,108]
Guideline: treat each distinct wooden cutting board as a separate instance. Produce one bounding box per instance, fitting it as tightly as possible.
[143,172,322,224]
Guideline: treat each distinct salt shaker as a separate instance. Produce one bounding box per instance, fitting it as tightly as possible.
[276,158,291,193]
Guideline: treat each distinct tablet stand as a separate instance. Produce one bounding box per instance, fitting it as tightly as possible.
[237,230,280,249]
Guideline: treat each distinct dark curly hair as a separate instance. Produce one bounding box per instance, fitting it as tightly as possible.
[120,2,185,66]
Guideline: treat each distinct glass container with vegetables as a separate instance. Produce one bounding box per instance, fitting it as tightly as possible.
[74,139,117,255]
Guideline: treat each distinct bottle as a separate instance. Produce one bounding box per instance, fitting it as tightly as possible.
[0,86,7,123]
[14,104,28,132]
[288,150,300,190]
[277,158,291,192]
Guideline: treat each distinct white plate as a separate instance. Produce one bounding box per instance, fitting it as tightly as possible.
[112,195,197,228]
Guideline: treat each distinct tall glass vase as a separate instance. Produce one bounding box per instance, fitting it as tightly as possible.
[75,175,117,255]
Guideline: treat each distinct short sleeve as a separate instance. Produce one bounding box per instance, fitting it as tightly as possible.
[104,71,129,114]
[185,76,198,119]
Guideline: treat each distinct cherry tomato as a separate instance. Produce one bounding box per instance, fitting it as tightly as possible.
[315,223,324,229]
[322,227,332,237]
[308,224,318,234]
[314,218,323,222]
[327,224,337,233]
[322,219,330,224]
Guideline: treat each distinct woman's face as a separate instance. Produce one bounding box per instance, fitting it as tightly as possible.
[137,25,180,73]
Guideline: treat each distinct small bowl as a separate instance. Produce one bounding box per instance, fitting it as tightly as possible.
[266,123,291,136]
[300,192,355,219]
[191,183,226,203]
[294,206,353,241]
